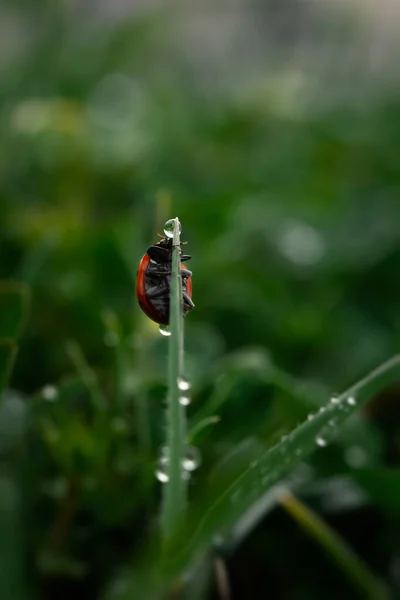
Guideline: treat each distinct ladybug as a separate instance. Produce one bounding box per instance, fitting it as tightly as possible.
[136,236,194,325]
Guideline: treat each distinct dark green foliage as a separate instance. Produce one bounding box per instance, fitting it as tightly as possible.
[0,2,400,598]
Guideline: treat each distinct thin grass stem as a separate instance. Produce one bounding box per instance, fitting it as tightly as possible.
[162,217,188,541]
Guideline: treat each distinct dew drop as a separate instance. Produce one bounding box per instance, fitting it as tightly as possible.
[307,413,314,421]
[159,325,171,337]
[330,394,340,405]
[155,458,169,483]
[346,396,356,406]
[182,446,201,471]
[179,396,191,406]
[316,436,327,447]
[163,218,181,239]
[177,377,190,391]
[42,385,58,402]
[104,331,118,347]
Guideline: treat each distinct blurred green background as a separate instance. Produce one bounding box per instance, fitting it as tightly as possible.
[1,0,400,598]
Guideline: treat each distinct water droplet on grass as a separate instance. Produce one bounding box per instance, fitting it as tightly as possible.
[177,377,190,391]
[179,396,191,406]
[316,436,327,447]
[164,218,181,239]
[42,385,58,402]
[330,394,340,404]
[346,396,356,406]
[182,446,201,471]
[159,325,171,336]
[155,458,169,483]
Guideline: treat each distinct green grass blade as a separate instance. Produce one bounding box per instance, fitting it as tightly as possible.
[0,284,29,599]
[165,354,400,573]
[0,341,17,394]
[279,491,387,600]
[162,218,188,541]
[0,283,30,394]
[65,340,107,411]
[0,283,30,340]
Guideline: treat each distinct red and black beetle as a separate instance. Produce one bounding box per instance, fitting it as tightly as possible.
[136,236,194,325]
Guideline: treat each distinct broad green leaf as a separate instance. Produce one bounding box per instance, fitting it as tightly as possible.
[0,283,29,340]
[164,355,400,575]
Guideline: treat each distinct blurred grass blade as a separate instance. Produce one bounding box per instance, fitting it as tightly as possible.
[0,284,29,599]
[0,471,26,600]
[101,309,125,409]
[0,341,17,393]
[0,283,29,340]
[165,355,400,573]
[279,491,387,600]
[188,416,220,444]
[162,217,188,541]
[65,340,106,411]
[0,283,29,394]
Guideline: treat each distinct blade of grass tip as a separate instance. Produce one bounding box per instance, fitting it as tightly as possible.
[65,340,106,412]
[162,217,188,541]
[188,416,221,445]
[278,491,388,600]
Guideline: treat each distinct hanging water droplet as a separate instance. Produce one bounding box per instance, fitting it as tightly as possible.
[163,218,181,239]
[182,470,191,481]
[330,394,340,404]
[316,436,327,447]
[307,413,314,421]
[155,458,169,483]
[159,324,171,337]
[42,385,58,402]
[104,331,118,347]
[179,396,191,406]
[182,446,201,471]
[177,377,190,391]
[346,396,356,406]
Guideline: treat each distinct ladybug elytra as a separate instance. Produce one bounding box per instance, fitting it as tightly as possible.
[136,236,194,325]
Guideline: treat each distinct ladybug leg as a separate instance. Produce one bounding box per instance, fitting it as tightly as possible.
[146,285,168,298]
[183,292,195,308]
[148,269,192,278]
[148,270,171,276]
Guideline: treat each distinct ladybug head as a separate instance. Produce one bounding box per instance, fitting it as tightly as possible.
[147,237,172,263]
[147,236,191,264]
